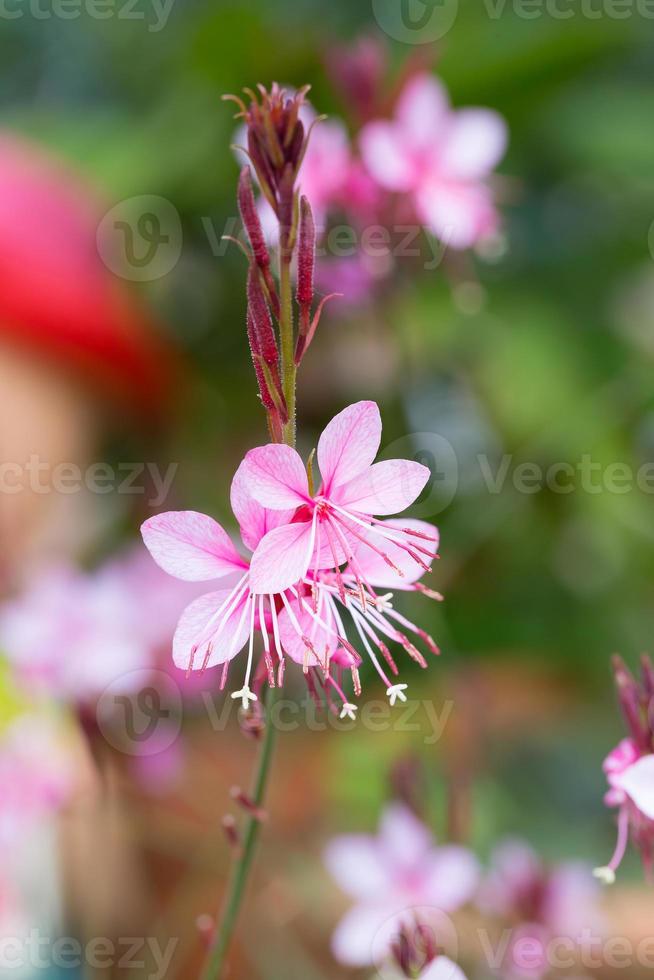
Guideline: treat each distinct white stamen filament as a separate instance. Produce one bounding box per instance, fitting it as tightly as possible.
[195,574,249,650]
[349,605,392,688]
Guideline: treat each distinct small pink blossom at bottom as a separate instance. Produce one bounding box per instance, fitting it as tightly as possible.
[359,72,507,250]
[414,958,468,980]
[477,839,603,980]
[387,918,468,980]
[324,802,479,967]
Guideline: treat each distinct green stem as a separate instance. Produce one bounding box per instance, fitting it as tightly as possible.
[279,256,296,446]
[200,685,279,980]
[201,208,299,980]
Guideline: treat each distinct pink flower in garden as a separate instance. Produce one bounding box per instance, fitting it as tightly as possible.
[595,656,654,883]
[143,439,438,714]
[0,714,75,851]
[324,802,479,967]
[359,72,508,250]
[478,839,602,979]
[240,400,439,704]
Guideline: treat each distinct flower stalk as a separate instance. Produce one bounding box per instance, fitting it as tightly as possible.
[200,686,279,980]
[201,82,313,978]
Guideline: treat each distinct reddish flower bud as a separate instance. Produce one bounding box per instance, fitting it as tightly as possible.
[296,196,315,307]
[238,166,270,270]
[246,308,274,412]
[229,83,309,214]
[221,814,241,851]
[612,654,651,752]
[247,265,278,367]
[230,786,268,822]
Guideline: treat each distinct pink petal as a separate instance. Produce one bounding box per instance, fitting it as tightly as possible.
[420,957,469,980]
[249,521,314,594]
[395,73,451,151]
[141,511,247,581]
[241,444,311,510]
[477,840,542,919]
[172,590,249,669]
[324,835,391,901]
[359,120,416,192]
[352,519,439,588]
[542,863,603,937]
[230,460,295,553]
[416,179,499,250]
[318,401,382,494]
[336,459,430,515]
[380,802,432,871]
[440,109,508,180]
[615,755,654,819]
[331,903,397,967]
[278,596,336,667]
[421,846,481,911]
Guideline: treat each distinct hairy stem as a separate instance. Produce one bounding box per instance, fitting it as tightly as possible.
[199,686,279,980]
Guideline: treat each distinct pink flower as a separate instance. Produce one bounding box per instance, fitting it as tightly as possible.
[388,917,468,980]
[415,960,468,980]
[241,401,430,593]
[143,404,441,711]
[240,401,438,703]
[0,549,201,706]
[478,840,603,980]
[297,113,353,226]
[324,802,479,967]
[595,656,654,882]
[595,738,654,883]
[142,462,295,709]
[0,714,75,851]
[360,73,507,250]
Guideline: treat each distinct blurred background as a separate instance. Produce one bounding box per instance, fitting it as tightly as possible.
[1,1,654,977]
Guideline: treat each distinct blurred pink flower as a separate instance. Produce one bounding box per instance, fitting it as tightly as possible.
[0,714,75,850]
[388,917,468,980]
[0,548,200,705]
[324,802,479,967]
[415,960,468,980]
[359,73,507,250]
[478,839,602,979]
